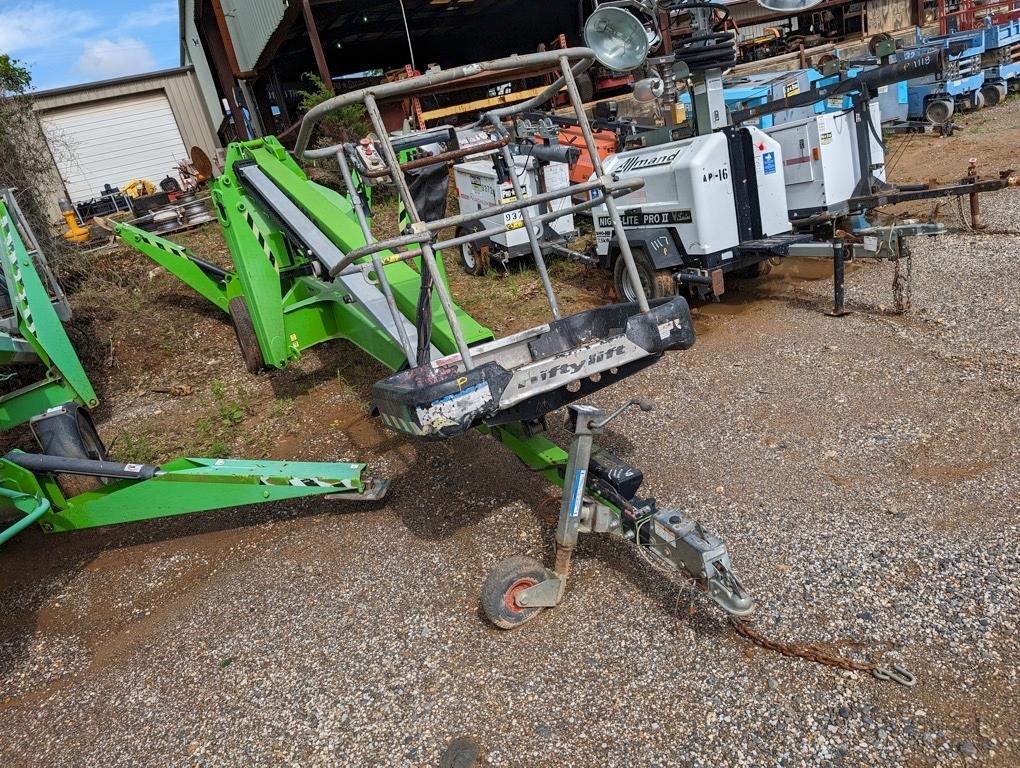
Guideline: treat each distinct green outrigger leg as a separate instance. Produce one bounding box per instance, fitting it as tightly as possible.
[0,454,383,542]
[0,187,388,545]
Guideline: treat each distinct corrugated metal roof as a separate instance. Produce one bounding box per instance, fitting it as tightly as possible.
[222,0,289,72]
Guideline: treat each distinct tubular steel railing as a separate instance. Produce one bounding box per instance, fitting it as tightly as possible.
[294,48,651,372]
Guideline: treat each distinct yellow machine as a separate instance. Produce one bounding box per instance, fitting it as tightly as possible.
[58,199,90,244]
[121,179,156,198]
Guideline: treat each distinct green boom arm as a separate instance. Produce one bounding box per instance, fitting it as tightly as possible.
[0,454,383,538]
[113,137,611,520]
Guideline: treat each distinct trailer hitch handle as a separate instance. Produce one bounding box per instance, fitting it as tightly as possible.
[590,398,653,430]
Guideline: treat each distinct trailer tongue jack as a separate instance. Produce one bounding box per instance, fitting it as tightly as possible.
[482,399,753,628]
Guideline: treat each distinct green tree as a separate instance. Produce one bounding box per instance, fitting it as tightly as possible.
[0,54,31,96]
[297,73,371,144]
[0,51,70,266]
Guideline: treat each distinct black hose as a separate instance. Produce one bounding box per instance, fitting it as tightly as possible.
[864,96,886,153]
[665,2,737,72]
[415,268,433,367]
[675,31,737,71]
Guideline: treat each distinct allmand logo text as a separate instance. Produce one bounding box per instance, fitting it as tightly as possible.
[615,149,681,174]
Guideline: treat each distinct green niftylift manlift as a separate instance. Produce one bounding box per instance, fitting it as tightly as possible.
[114,49,756,629]
[0,188,387,547]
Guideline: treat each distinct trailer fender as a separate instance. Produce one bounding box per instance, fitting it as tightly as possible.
[607,228,685,271]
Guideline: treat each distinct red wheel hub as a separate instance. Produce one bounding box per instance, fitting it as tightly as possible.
[504,578,537,613]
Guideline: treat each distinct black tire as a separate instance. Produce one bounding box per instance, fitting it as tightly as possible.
[613,247,674,302]
[455,228,487,276]
[575,72,595,103]
[228,296,266,374]
[35,405,106,498]
[970,90,985,111]
[481,555,548,629]
[924,98,954,125]
[980,84,1002,108]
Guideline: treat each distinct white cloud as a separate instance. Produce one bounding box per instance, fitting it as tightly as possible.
[0,2,99,52]
[119,0,178,31]
[73,37,156,80]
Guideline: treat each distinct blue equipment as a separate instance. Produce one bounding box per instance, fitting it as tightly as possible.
[904,27,986,123]
[979,16,1020,107]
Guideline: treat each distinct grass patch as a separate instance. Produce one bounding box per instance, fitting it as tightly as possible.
[110,431,158,465]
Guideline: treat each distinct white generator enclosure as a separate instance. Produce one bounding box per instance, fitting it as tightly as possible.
[766,102,886,220]
[38,92,190,204]
[592,127,791,261]
[454,155,574,256]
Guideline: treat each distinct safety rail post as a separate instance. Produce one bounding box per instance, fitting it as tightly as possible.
[362,94,475,369]
[333,148,416,365]
[557,55,651,314]
[484,114,561,319]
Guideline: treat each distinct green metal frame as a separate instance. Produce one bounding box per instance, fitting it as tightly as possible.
[0,454,371,542]
[118,137,488,372]
[0,198,98,428]
[0,187,387,545]
[115,137,620,519]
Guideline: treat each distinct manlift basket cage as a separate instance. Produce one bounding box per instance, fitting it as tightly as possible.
[295,48,695,437]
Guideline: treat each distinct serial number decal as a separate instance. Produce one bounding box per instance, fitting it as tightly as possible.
[501,185,525,230]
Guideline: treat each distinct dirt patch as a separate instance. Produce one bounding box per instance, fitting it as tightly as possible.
[882,96,1020,184]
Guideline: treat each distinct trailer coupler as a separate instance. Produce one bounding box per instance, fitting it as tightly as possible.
[638,508,754,616]
[480,399,754,628]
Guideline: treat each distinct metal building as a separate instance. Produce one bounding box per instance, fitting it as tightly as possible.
[180,0,928,143]
[32,66,221,221]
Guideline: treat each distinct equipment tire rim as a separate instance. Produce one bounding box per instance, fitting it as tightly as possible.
[622,266,652,302]
[461,242,477,271]
[504,578,537,613]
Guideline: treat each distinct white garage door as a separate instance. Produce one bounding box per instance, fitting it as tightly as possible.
[39,92,189,203]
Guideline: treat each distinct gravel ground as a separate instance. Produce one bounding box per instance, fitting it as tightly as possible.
[1,186,1018,766]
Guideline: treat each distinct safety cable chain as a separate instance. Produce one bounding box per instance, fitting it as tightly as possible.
[631,517,916,686]
[730,615,915,686]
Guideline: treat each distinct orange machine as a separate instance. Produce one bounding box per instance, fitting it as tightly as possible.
[557,126,619,185]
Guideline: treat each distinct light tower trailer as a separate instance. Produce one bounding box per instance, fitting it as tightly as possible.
[451,134,582,275]
[593,55,941,303]
[595,52,1017,312]
[732,54,1017,313]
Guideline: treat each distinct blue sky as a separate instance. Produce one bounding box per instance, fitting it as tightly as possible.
[0,0,180,91]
